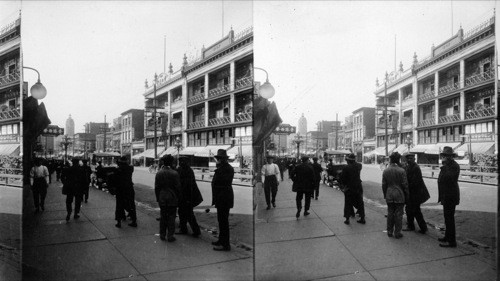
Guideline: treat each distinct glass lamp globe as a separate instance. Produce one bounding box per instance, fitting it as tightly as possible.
[259,81,275,99]
[30,82,47,100]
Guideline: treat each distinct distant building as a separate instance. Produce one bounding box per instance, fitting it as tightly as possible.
[120,109,144,157]
[351,107,376,161]
[298,113,307,136]
[65,115,75,137]
[73,133,96,158]
[84,122,107,135]
[316,120,337,134]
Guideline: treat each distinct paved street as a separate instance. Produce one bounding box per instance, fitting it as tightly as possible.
[255,175,497,280]
[22,177,253,280]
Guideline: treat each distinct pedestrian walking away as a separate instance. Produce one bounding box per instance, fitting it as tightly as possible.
[61,158,86,221]
[288,158,297,180]
[291,156,315,219]
[155,154,181,242]
[29,158,49,213]
[110,156,138,228]
[177,156,203,237]
[382,152,409,239]
[81,159,92,203]
[211,149,235,251]
[261,155,280,209]
[403,153,430,234]
[437,146,460,248]
[311,157,323,200]
[340,153,366,224]
[55,160,63,182]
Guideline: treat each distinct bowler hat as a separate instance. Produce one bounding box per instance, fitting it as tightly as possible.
[345,153,356,160]
[440,146,457,157]
[214,149,229,159]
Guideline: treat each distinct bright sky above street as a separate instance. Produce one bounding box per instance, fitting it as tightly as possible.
[254,1,497,131]
[18,1,252,132]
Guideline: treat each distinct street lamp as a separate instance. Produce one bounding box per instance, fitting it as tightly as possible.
[293,134,304,160]
[254,67,275,99]
[23,66,47,100]
[174,136,182,161]
[60,135,72,163]
[405,135,413,153]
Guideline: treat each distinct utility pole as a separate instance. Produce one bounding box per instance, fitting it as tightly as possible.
[153,73,158,161]
[384,73,389,157]
[103,115,107,152]
[335,113,339,150]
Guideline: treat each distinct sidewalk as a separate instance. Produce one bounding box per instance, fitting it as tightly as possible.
[254,177,497,281]
[22,180,253,280]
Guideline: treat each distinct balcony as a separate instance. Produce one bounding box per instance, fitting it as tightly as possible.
[465,107,495,120]
[401,96,414,108]
[0,108,20,121]
[235,112,252,122]
[235,76,253,90]
[187,94,204,105]
[438,113,460,124]
[208,84,230,98]
[171,120,182,132]
[418,90,435,103]
[418,118,435,127]
[401,116,413,130]
[0,71,20,89]
[188,120,205,129]
[438,82,461,96]
[465,69,495,88]
[208,116,231,126]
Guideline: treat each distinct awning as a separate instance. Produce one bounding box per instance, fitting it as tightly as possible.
[131,152,145,160]
[455,142,496,154]
[0,144,20,156]
[410,144,435,153]
[179,146,207,156]
[368,145,396,156]
[194,145,232,157]
[325,149,352,155]
[425,142,461,155]
[393,145,409,155]
[93,152,121,157]
[227,144,252,157]
[141,147,165,159]
[159,146,179,157]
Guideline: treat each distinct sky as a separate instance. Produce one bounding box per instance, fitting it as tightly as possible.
[254,1,498,131]
[15,1,252,132]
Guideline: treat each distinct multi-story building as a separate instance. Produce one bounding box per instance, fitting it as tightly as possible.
[306,131,328,155]
[351,107,375,160]
[95,130,113,153]
[374,15,497,164]
[65,115,75,137]
[84,122,107,135]
[73,133,96,158]
[143,26,253,166]
[316,120,336,134]
[0,15,22,160]
[298,113,307,136]
[343,115,354,150]
[112,117,122,152]
[120,109,144,157]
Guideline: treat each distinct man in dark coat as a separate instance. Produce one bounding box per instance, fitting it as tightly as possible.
[291,156,315,219]
[81,159,92,203]
[155,154,181,242]
[111,157,137,228]
[311,157,323,200]
[96,161,104,190]
[177,156,203,237]
[288,158,297,180]
[211,149,234,251]
[340,153,366,224]
[437,146,460,248]
[61,158,86,221]
[403,153,430,234]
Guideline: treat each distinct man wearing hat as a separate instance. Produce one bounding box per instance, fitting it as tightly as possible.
[261,155,280,209]
[403,153,430,234]
[113,156,137,228]
[176,156,203,237]
[155,154,181,242]
[291,156,315,219]
[340,153,366,224]
[311,157,323,200]
[437,146,460,248]
[382,152,409,238]
[61,158,86,221]
[211,149,234,251]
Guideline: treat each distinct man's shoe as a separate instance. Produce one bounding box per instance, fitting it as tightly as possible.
[344,219,350,225]
[387,232,393,237]
[418,229,427,234]
[74,214,80,219]
[115,222,121,228]
[211,241,221,246]
[156,217,161,221]
[296,210,301,219]
[66,214,70,221]
[439,242,457,248]
[34,208,39,214]
[167,237,176,242]
[357,219,366,224]
[41,206,45,211]
[266,206,271,210]
[315,197,318,200]
[394,233,403,239]
[304,211,310,216]
[438,237,448,242]
[128,222,137,227]
[159,236,166,241]
[402,228,415,232]
[213,245,230,251]
[272,202,276,208]
[192,232,201,238]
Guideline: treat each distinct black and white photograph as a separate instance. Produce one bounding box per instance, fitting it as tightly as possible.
[0,0,498,280]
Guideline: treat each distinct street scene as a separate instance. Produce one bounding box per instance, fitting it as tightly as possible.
[254,1,498,280]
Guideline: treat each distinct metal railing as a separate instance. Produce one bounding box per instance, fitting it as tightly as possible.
[463,16,495,41]
[233,26,253,42]
[418,118,435,127]
[208,84,230,98]
[208,116,231,126]
[438,82,461,96]
[0,71,20,88]
[0,168,22,187]
[235,112,252,122]
[465,107,495,120]
[235,76,253,89]
[438,113,461,124]
[465,69,495,87]
[0,108,20,121]
[418,90,435,102]
[187,94,204,105]
[188,120,205,129]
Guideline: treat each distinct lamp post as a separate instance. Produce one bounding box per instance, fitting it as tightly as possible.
[254,67,275,99]
[405,135,413,153]
[60,135,72,163]
[174,136,182,162]
[293,134,304,160]
[23,66,47,100]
